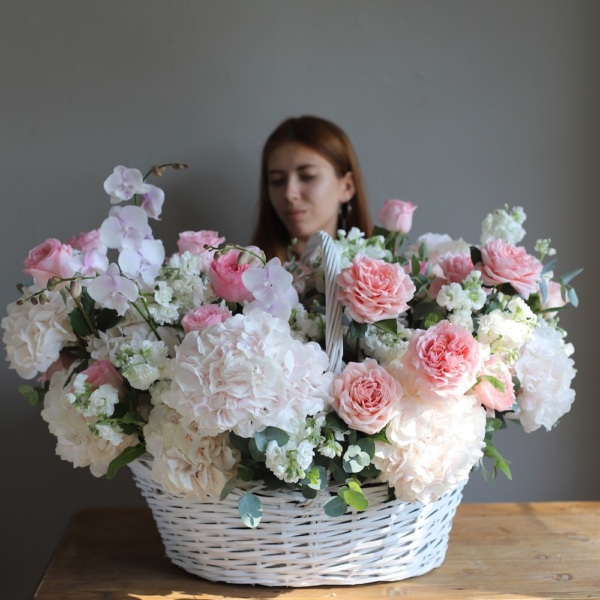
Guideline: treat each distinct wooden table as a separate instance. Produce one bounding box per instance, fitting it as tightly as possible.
[34,502,600,599]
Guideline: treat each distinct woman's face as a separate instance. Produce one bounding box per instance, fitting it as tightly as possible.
[266,143,355,253]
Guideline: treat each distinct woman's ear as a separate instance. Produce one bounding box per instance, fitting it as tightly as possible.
[340,171,356,203]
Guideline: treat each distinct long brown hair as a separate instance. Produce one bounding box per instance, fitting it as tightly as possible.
[251,115,372,261]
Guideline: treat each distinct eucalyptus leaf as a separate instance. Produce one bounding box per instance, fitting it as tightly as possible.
[238,493,262,528]
[264,426,290,447]
[357,437,375,459]
[341,489,369,511]
[560,267,583,285]
[323,495,348,517]
[219,475,239,501]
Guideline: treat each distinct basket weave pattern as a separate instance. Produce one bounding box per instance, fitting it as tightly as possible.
[129,457,464,586]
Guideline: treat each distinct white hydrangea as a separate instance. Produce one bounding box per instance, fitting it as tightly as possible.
[481,205,526,244]
[144,404,240,499]
[477,296,537,359]
[373,394,486,504]
[41,370,138,477]
[116,338,170,390]
[1,289,77,379]
[163,310,333,438]
[514,323,576,432]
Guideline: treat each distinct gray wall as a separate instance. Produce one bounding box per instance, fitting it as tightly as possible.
[1,2,598,598]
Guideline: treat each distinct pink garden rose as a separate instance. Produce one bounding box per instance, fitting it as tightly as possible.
[209,249,253,303]
[336,255,416,323]
[332,358,403,434]
[181,305,233,334]
[400,320,483,401]
[471,356,515,412]
[23,238,76,288]
[542,280,568,311]
[377,199,417,233]
[439,253,474,284]
[478,239,543,298]
[67,229,107,255]
[79,359,127,397]
[177,230,225,255]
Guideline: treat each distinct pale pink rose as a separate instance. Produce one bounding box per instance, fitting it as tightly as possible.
[471,356,515,412]
[79,360,127,397]
[400,320,483,400]
[181,305,233,334]
[177,230,225,270]
[209,249,252,303]
[332,359,403,434]
[37,351,77,384]
[377,199,417,233]
[542,280,568,310]
[439,253,474,284]
[23,238,76,288]
[67,229,107,255]
[336,255,416,323]
[478,239,543,298]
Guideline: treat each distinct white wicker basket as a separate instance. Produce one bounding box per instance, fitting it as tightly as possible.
[129,457,465,587]
[130,231,465,586]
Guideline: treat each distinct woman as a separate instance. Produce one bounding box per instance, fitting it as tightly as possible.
[251,115,372,261]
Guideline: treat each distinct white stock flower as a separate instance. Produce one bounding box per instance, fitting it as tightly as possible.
[1,289,77,379]
[334,227,391,268]
[361,322,410,364]
[67,375,120,418]
[265,438,315,483]
[163,310,333,438]
[514,323,576,432]
[116,338,169,390]
[41,370,138,477]
[144,404,239,500]
[477,296,537,358]
[373,394,485,504]
[481,206,526,244]
[437,282,471,312]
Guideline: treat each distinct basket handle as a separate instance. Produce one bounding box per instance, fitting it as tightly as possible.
[313,231,343,374]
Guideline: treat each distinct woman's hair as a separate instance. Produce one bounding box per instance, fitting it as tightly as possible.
[251,115,372,261]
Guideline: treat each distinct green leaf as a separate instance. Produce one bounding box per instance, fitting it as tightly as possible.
[541,258,557,275]
[228,431,248,452]
[238,493,262,528]
[325,412,347,432]
[371,225,389,237]
[341,488,369,511]
[19,385,45,406]
[69,306,94,337]
[357,437,375,459]
[248,438,266,461]
[219,475,239,501]
[300,485,318,499]
[410,254,421,277]
[477,375,505,393]
[105,444,145,480]
[369,427,389,444]
[567,287,579,307]
[560,267,583,285]
[373,318,398,335]
[349,321,368,340]
[263,426,289,447]
[237,464,255,482]
[323,495,348,517]
[96,308,121,332]
[303,465,328,490]
[470,246,483,265]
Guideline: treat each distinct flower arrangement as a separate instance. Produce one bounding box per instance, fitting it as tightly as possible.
[2,166,580,527]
